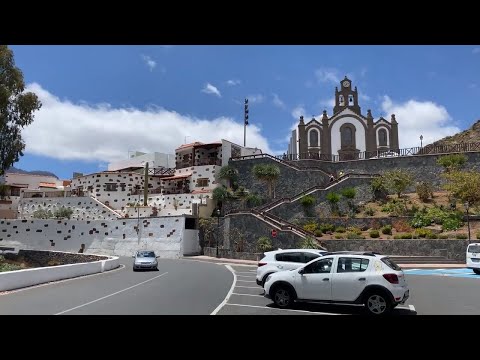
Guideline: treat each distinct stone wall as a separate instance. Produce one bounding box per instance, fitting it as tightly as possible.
[203,247,262,261]
[230,158,329,198]
[270,178,374,221]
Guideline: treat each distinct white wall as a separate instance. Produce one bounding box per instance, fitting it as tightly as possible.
[108,152,175,171]
[0,216,198,258]
[330,116,366,155]
[183,229,201,255]
[18,197,119,221]
[190,165,218,191]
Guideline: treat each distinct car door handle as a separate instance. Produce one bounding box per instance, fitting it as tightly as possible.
[358,277,366,281]
[322,278,329,281]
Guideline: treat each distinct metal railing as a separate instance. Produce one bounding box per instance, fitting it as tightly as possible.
[231,141,480,163]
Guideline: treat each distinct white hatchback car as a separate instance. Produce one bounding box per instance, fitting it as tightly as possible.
[264,251,410,315]
[256,249,327,287]
[466,243,480,274]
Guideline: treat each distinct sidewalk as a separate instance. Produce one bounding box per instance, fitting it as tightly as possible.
[182,256,466,269]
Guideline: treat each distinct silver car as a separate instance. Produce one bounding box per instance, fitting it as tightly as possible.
[132,250,159,271]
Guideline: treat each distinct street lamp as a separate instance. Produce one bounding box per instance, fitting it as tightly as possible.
[215,208,221,258]
[465,202,471,244]
[420,135,423,148]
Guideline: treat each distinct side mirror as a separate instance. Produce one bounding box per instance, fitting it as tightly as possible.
[156,256,160,258]
[299,268,305,275]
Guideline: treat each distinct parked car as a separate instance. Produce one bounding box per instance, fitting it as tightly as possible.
[256,249,327,287]
[466,243,480,274]
[264,251,410,315]
[132,250,159,271]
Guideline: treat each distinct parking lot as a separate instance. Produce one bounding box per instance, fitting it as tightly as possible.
[213,265,417,315]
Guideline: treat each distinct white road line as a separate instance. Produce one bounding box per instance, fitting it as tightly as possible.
[236,275,255,278]
[0,264,126,297]
[55,271,168,315]
[235,272,256,275]
[232,292,264,297]
[404,269,419,272]
[235,285,260,289]
[237,280,256,283]
[433,269,446,271]
[210,265,237,315]
[225,303,341,315]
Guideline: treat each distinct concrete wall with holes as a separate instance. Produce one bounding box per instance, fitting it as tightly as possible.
[17,197,119,221]
[0,216,199,258]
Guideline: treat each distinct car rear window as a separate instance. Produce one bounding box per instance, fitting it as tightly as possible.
[468,245,480,253]
[275,252,303,263]
[381,257,402,271]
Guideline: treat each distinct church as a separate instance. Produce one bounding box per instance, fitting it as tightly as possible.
[287,76,399,161]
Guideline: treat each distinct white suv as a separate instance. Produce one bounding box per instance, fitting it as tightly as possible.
[256,249,327,287]
[264,251,410,315]
[466,243,480,274]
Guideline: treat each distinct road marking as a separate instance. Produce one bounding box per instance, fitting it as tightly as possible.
[232,292,264,297]
[433,269,446,271]
[236,275,255,278]
[235,285,260,289]
[235,272,256,275]
[210,265,236,315]
[0,264,126,297]
[225,303,341,315]
[55,271,168,315]
[237,280,256,283]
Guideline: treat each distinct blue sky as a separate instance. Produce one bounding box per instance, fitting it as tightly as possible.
[9,45,480,179]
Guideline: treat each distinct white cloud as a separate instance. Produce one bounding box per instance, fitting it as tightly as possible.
[272,93,286,109]
[359,93,371,101]
[227,79,241,86]
[23,83,274,163]
[381,96,460,148]
[315,68,340,84]
[291,105,306,119]
[472,47,480,54]
[201,83,221,97]
[247,94,265,104]
[319,98,335,108]
[141,54,157,71]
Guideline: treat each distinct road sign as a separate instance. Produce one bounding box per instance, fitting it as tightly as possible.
[271,229,277,238]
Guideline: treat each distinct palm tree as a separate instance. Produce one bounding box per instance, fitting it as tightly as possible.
[252,164,280,198]
[212,186,231,210]
[234,186,250,209]
[217,165,239,190]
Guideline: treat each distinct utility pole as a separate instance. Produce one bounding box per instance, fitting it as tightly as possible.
[244,98,249,147]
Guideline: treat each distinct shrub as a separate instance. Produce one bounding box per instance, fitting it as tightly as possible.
[438,234,449,239]
[303,223,317,232]
[456,234,468,240]
[393,235,401,239]
[334,234,344,239]
[476,231,480,240]
[257,236,273,252]
[400,233,413,239]
[326,192,341,214]
[33,208,53,219]
[392,219,412,232]
[381,225,392,235]
[314,230,323,237]
[299,236,320,249]
[426,233,438,239]
[369,230,380,238]
[364,206,375,216]
[300,195,316,207]
[319,223,335,233]
[415,228,433,238]
[346,232,365,239]
[442,215,463,231]
[335,226,346,233]
[437,153,467,172]
[346,226,362,235]
[54,207,73,219]
[416,181,434,202]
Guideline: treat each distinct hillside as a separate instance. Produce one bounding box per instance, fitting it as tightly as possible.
[5,166,59,179]
[428,119,480,147]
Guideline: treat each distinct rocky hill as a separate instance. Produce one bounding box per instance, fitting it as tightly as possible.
[5,166,58,179]
[428,120,480,147]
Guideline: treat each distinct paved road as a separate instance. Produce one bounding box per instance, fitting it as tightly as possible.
[0,257,232,315]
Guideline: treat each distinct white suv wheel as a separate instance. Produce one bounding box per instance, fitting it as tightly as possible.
[273,287,293,308]
[366,294,388,315]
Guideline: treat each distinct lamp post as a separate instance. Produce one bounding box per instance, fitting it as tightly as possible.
[216,208,221,258]
[420,135,423,148]
[465,202,471,244]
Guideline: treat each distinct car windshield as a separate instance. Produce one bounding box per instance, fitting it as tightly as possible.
[381,257,402,271]
[137,251,155,257]
[468,245,480,254]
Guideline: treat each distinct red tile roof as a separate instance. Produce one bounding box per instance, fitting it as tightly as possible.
[39,182,57,188]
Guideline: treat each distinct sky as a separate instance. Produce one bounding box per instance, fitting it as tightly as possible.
[8,45,480,179]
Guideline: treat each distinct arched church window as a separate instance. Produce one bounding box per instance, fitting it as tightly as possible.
[378,128,388,146]
[348,94,354,105]
[341,126,353,147]
[339,95,345,106]
[309,129,319,147]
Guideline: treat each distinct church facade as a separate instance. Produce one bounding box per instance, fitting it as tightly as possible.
[287,76,399,161]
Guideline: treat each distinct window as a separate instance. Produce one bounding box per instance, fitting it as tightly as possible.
[381,257,402,271]
[339,95,345,106]
[105,183,118,191]
[304,258,333,274]
[275,252,303,263]
[303,252,321,263]
[196,178,209,187]
[341,125,354,147]
[337,257,369,273]
[309,129,319,147]
[378,128,388,146]
[348,94,354,105]
[468,245,480,253]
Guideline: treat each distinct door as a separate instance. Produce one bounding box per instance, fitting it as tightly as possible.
[295,257,334,301]
[331,257,370,302]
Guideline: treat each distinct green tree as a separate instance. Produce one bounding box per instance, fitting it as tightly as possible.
[252,163,280,198]
[233,186,249,209]
[0,45,42,176]
[257,236,273,252]
[437,154,467,173]
[217,165,239,190]
[212,186,231,210]
[326,192,341,215]
[246,193,262,208]
[299,236,320,249]
[300,195,315,216]
[443,170,480,206]
[340,187,356,215]
[383,169,413,198]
